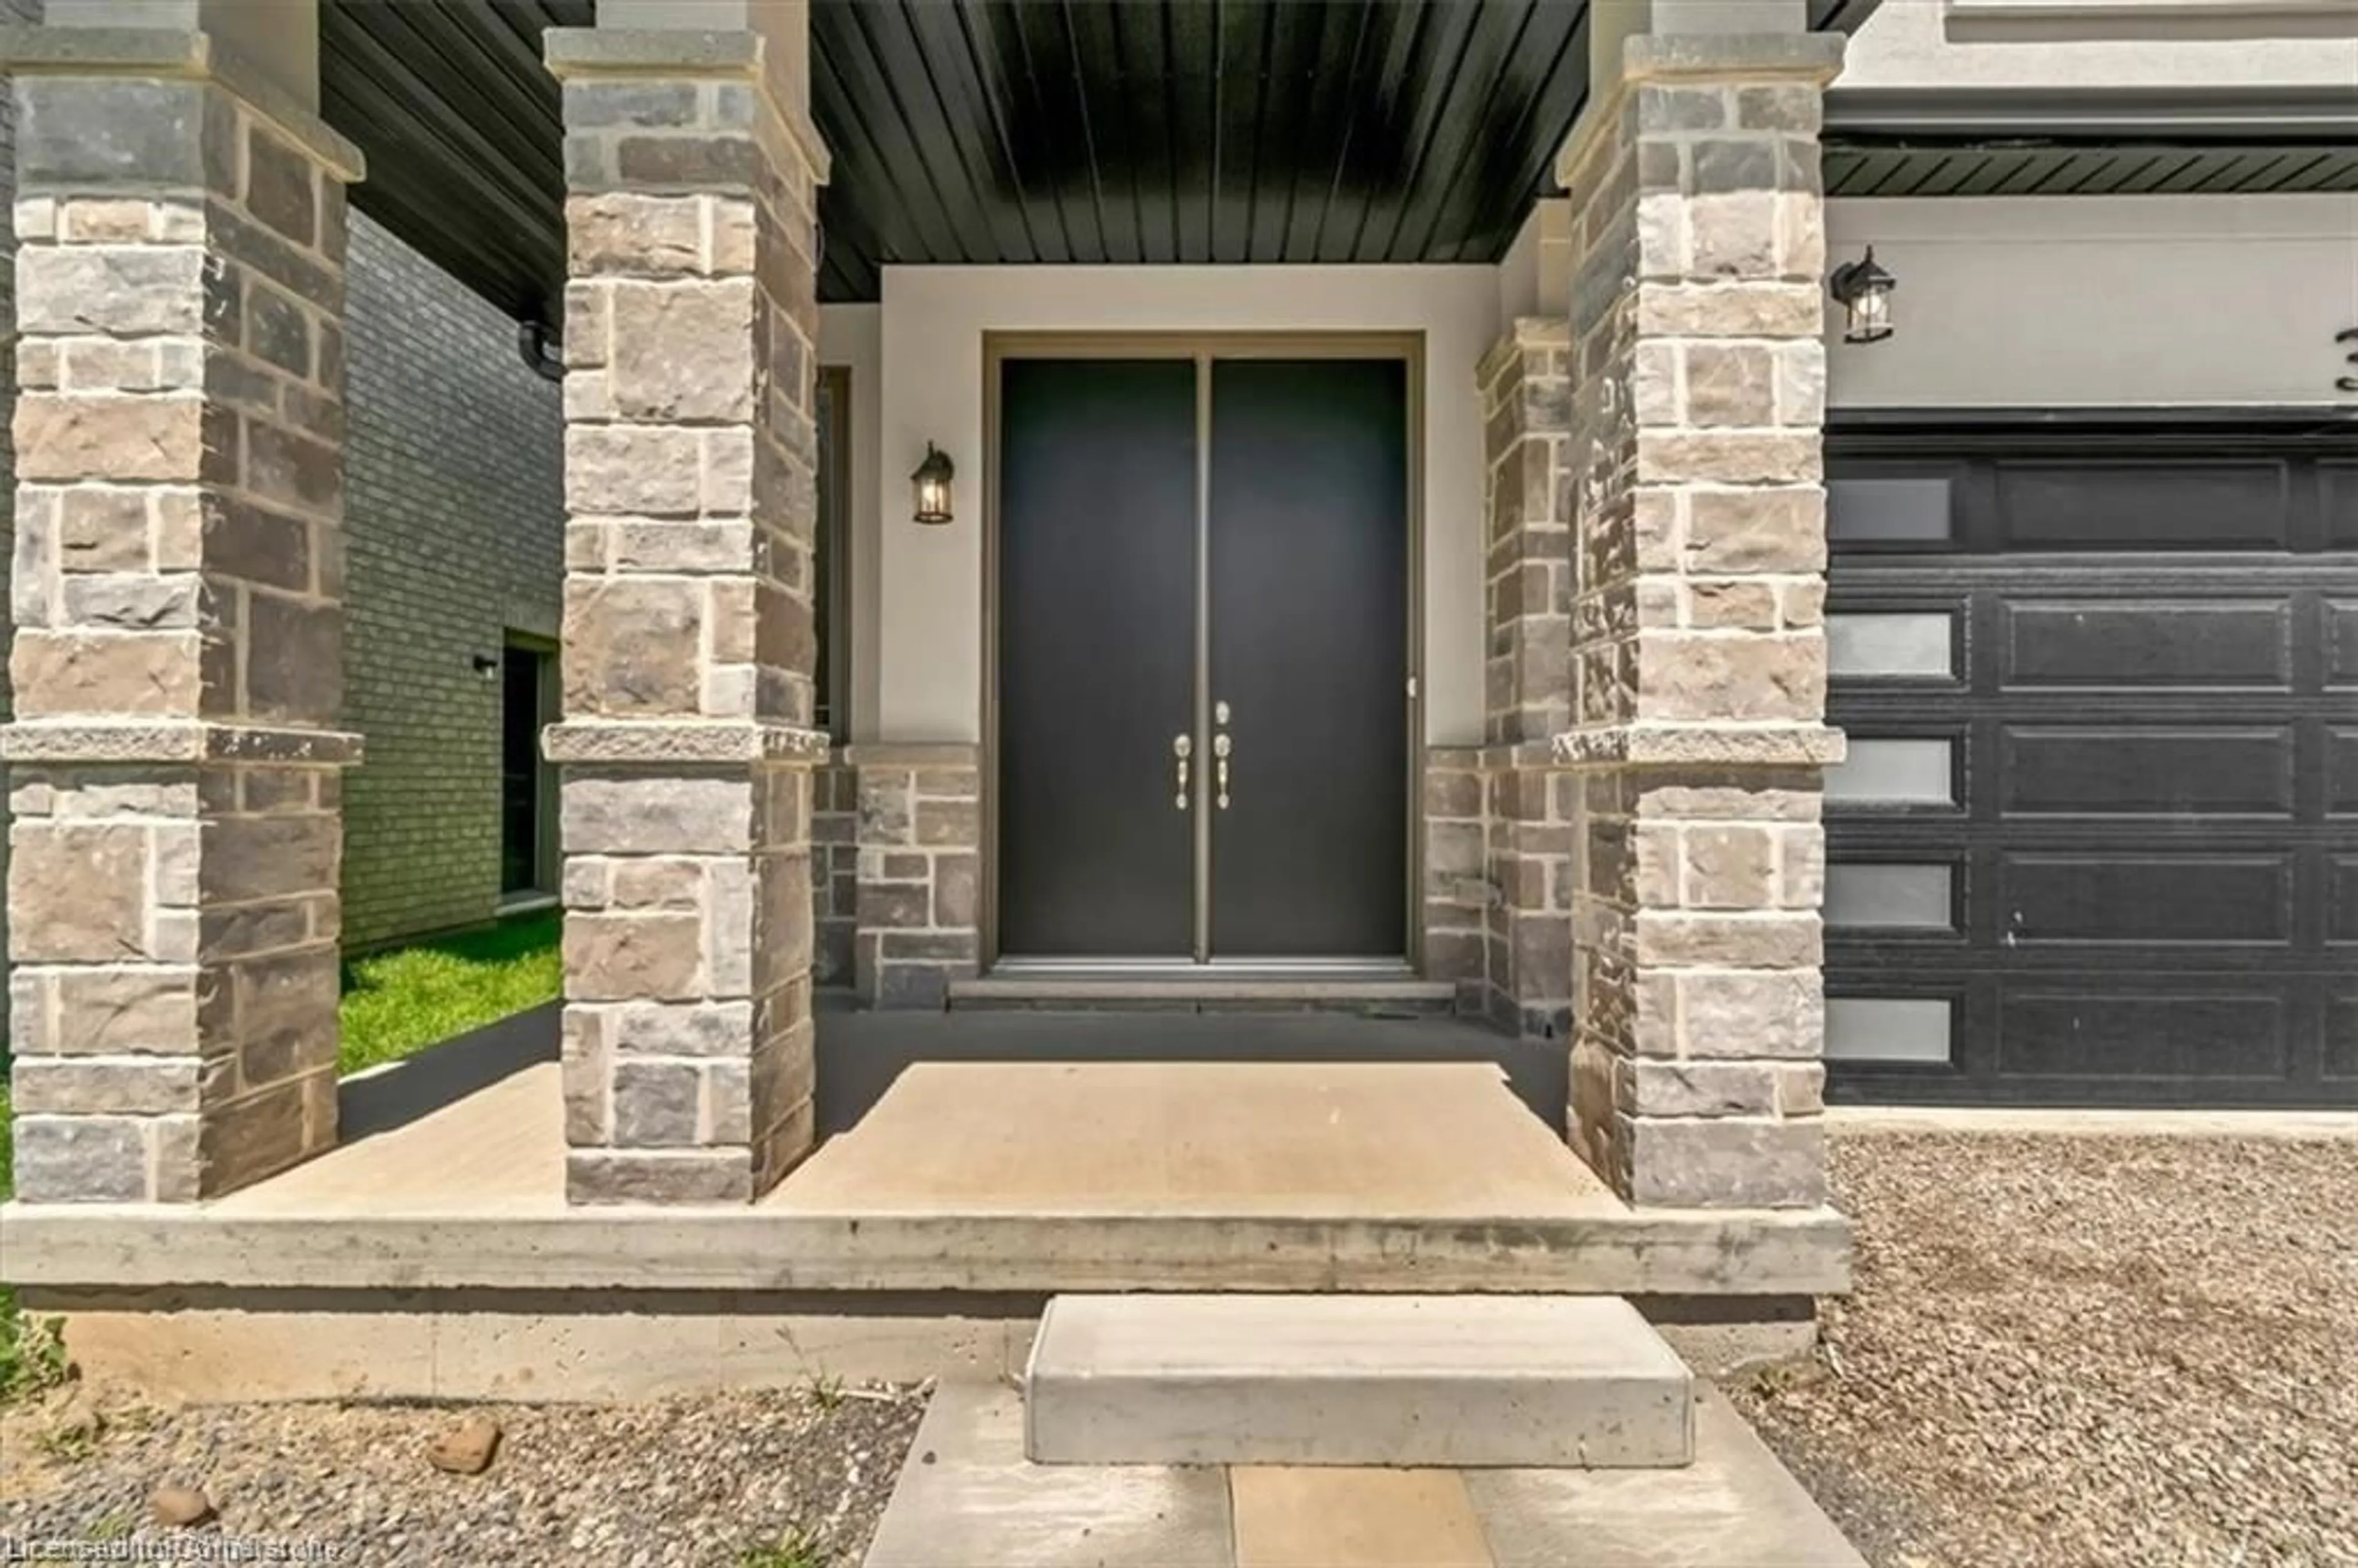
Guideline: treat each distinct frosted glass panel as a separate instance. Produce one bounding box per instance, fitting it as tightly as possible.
[1826,998,1953,1063]
[1829,613,1954,679]
[1829,478,1952,543]
[1826,863,1955,928]
[1826,739,1955,804]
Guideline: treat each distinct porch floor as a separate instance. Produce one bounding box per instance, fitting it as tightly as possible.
[1,1009,1849,1300]
[227,1055,1617,1221]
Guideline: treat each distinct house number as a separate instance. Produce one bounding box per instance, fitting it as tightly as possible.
[2338,327,2358,394]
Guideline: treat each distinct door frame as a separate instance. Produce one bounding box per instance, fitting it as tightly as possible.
[978,330,1428,971]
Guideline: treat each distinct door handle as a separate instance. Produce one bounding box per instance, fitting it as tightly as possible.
[1173,732,1191,811]
[1213,730,1231,810]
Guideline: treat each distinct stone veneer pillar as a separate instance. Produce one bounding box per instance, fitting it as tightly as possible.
[1557,30,1846,1209]
[1474,324,1579,1036]
[849,744,980,1009]
[543,24,831,1203]
[1,23,363,1201]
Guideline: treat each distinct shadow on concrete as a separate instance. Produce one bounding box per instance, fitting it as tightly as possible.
[336,1003,559,1147]
[329,998,1565,1149]
[814,1002,1566,1139]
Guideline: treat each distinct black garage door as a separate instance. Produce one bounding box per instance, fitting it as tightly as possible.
[1823,416,2358,1106]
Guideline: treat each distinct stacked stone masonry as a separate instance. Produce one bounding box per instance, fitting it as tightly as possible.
[0,0,34,1044]
[548,31,830,1205]
[1554,32,1845,1212]
[4,50,363,1202]
[1471,324,1582,1036]
[811,753,857,989]
[1419,748,1487,1015]
[850,745,979,1010]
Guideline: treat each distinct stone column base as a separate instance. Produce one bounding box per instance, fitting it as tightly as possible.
[4,722,359,1203]
[847,745,981,1009]
[549,721,825,1205]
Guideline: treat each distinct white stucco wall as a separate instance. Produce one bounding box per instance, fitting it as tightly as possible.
[1838,0,2358,87]
[857,266,1504,747]
[1826,193,2358,408]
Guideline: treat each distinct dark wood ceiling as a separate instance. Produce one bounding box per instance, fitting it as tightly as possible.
[325,0,1603,325]
[322,1,1885,328]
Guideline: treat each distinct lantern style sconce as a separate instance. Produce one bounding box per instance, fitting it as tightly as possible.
[911,443,955,526]
[1829,246,1898,344]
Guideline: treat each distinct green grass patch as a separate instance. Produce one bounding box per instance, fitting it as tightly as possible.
[338,910,564,1076]
[737,1531,827,1568]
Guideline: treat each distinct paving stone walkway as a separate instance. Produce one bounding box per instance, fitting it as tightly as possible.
[864,1382,1864,1567]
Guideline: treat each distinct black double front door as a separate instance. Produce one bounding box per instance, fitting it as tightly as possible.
[997,354,1409,963]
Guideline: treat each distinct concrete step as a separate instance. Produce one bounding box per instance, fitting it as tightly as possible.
[1023,1294,1694,1469]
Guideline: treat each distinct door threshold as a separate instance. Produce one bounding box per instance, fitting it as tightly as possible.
[986,957,1419,981]
[952,967,1458,1014]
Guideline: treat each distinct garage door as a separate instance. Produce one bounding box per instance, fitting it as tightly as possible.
[1823,419,2358,1106]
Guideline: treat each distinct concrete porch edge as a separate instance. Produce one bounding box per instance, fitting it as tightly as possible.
[0,1202,1853,1298]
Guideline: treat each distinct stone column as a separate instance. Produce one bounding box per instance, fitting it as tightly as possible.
[1557,29,1846,1209]
[1474,324,1579,1036]
[543,16,831,1204]
[1,16,363,1201]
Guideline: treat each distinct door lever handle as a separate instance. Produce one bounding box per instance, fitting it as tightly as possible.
[1213,732,1231,810]
[1173,732,1191,811]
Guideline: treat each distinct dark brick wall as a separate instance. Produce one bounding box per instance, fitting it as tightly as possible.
[340,210,564,949]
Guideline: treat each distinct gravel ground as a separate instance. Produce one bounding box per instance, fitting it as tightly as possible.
[1729,1132,2358,1568]
[1,1383,927,1566]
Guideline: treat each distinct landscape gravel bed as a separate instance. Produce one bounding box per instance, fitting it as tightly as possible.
[2,1381,927,1566]
[1730,1131,2358,1568]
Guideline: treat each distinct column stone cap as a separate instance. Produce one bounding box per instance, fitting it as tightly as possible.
[0,25,364,182]
[1551,723,1845,770]
[0,720,362,767]
[1555,28,1843,187]
[543,719,830,767]
[543,27,830,185]
[1477,319,1574,384]
[1622,31,1847,86]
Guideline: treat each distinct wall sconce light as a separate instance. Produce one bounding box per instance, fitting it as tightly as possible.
[911,443,955,526]
[1829,247,1898,344]
[472,653,500,680]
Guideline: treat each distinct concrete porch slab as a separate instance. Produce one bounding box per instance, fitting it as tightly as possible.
[0,1055,1849,1299]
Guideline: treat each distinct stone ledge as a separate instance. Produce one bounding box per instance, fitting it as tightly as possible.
[542,720,830,766]
[542,27,831,185]
[0,25,365,182]
[0,721,361,766]
[1551,724,1845,770]
[841,743,981,769]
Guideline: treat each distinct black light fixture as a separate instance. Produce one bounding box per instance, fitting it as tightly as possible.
[911,443,955,526]
[1828,246,1898,344]
[472,653,500,679]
